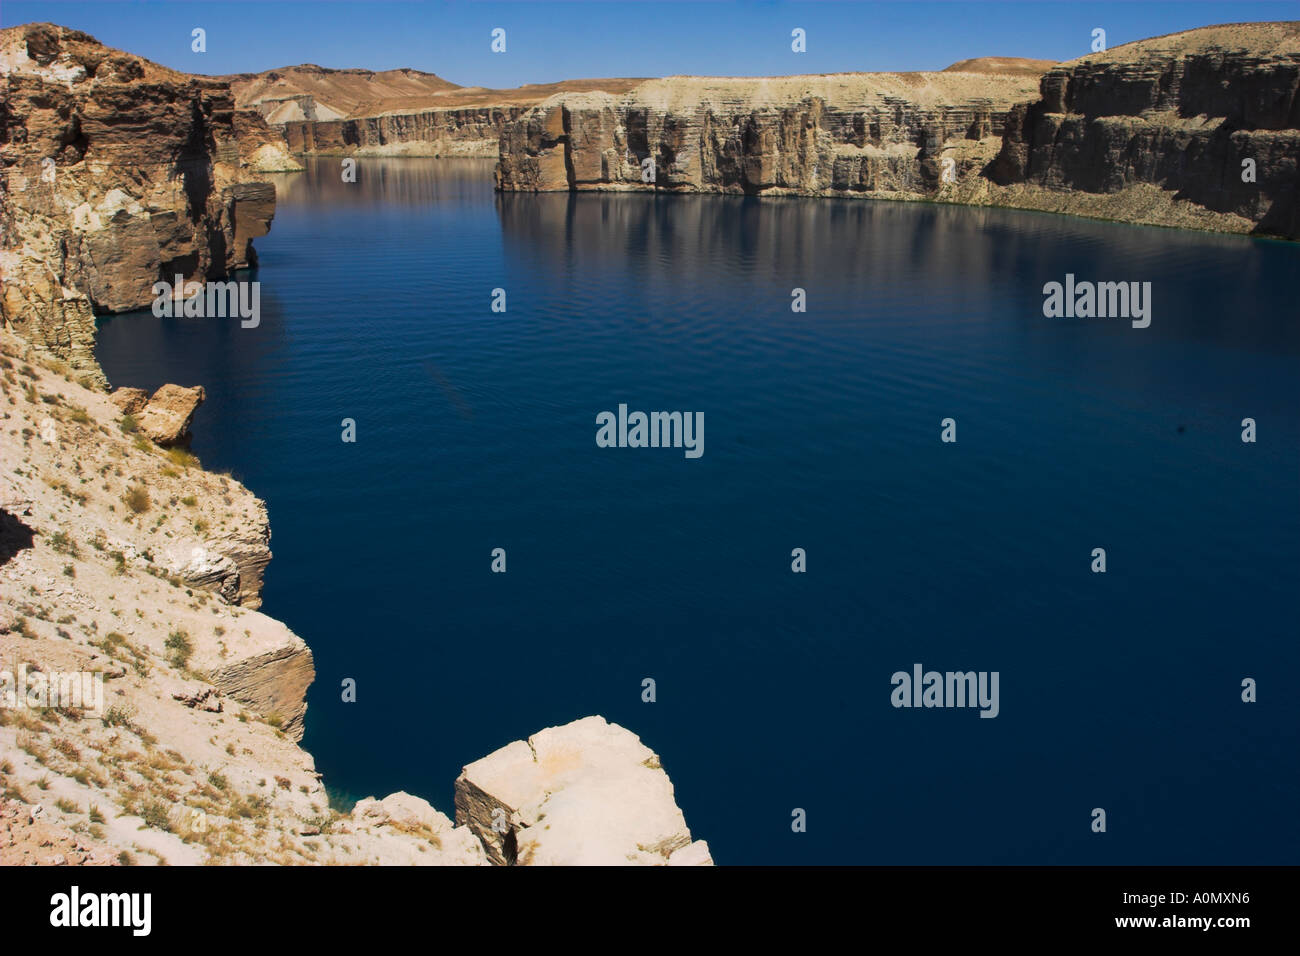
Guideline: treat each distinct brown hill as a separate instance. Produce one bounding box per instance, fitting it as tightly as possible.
[942,56,1057,75]
[227,64,647,123]
[224,64,462,122]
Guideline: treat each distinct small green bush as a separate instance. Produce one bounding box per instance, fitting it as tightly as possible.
[165,629,193,669]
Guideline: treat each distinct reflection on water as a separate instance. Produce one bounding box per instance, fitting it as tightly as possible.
[266,158,496,207]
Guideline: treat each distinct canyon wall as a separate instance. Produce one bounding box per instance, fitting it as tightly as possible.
[989,22,1299,238]
[0,23,292,384]
[496,22,1300,239]
[282,106,528,158]
[495,71,1043,196]
[233,71,647,159]
[229,64,514,157]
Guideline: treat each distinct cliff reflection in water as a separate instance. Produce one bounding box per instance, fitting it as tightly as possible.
[266,158,496,208]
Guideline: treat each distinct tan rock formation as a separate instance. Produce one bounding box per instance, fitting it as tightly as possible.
[0,23,281,383]
[232,109,305,172]
[455,715,712,866]
[135,384,204,446]
[282,106,530,158]
[347,793,486,865]
[107,387,148,415]
[227,64,464,123]
[989,21,1300,238]
[495,71,1044,195]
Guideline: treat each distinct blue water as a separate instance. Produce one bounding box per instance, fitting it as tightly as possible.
[98,158,1300,865]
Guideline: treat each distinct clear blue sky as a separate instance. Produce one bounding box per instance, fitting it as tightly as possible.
[3,1,1293,86]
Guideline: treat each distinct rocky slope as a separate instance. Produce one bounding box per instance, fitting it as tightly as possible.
[226,64,464,124]
[0,333,710,865]
[496,22,1299,238]
[0,23,297,386]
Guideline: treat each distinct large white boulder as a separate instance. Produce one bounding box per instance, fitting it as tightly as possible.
[455,716,712,866]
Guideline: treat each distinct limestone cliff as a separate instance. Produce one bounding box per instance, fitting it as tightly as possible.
[282,106,530,158]
[495,22,1300,239]
[0,23,287,384]
[494,71,1044,195]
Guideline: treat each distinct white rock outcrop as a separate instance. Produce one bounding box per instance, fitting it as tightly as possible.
[345,792,486,866]
[455,716,712,866]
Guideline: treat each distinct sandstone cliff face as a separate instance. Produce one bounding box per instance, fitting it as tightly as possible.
[0,23,282,382]
[496,22,1300,239]
[232,109,304,173]
[991,21,1299,238]
[495,72,1043,196]
[282,106,528,158]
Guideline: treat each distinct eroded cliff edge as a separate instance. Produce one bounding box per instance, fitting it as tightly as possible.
[0,23,298,385]
[496,22,1300,239]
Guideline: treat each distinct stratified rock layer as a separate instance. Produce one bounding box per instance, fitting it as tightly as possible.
[496,22,1300,238]
[495,71,1044,196]
[0,23,283,382]
[282,106,529,158]
[990,21,1300,237]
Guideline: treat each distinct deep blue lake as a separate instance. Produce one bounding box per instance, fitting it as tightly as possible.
[98,158,1300,865]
